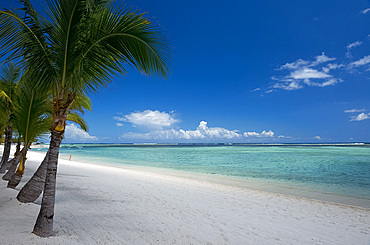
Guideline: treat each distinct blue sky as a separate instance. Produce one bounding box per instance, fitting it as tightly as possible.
[1,0,370,143]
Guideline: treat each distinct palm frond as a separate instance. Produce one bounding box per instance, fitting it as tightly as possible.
[13,81,51,144]
[67,112,88,131]
[69,93,92,114]
[0,1,56,93]
[79,2,171,94]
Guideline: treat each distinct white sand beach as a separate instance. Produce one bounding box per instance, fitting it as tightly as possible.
[0,149,369,245]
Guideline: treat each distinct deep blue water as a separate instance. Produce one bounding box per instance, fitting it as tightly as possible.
[32,144,370,204]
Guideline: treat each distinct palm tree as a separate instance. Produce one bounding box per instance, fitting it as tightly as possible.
[7,78,52,188]
[1,136,21,180]
[0,0,170,237]
[0,63,21,173]
[17,93,92,202]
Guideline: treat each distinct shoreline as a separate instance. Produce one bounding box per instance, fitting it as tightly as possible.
[1,149,369,244]
[52,149,370,210]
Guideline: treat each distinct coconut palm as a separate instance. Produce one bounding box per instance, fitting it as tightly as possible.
[17,93,92,202]
[1,136,21,180]
[6,78,52,188]
[0,0,170,237]
[0,103,8,143]
[0,62,21,173]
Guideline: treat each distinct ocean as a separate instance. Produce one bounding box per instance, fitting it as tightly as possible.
[31,144,370,208]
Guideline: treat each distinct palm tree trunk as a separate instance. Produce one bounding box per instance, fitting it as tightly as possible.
[17,151,49,203]
[2,152,22,181]
[0,139,21,173]
[7,146,29,189]
[2,158,16,172]
[33,130,63,237]
[0,126,13,173]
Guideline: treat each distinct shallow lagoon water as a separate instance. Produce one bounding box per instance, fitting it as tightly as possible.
[32,144,370,208]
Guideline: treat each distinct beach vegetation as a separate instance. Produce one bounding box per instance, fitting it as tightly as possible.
[0,0,170,237]
[6,74,52,188]
[17,93,92,203]
[0,62,22,173]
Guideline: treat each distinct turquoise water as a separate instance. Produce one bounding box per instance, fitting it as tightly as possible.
[32,145,370,206]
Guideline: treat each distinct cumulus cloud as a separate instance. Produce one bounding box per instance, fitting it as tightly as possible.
[259,37,370,94]
[64,124,98,142]
[116,123,124,127]
[121,121,276,142]
[270,53,341,92]
[350,113,370,121]
[122,121,242,140]
[277,53,335,71]
[345,108,370,121]
[314,136,321,140]
[290,68,331,79]
[244,130,274,137]
[361,8,370,14]
[311,53,336,66]
[113,110,180,129]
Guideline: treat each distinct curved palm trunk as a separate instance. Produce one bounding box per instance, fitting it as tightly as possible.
[1,158,15,174]
[0,126,13,173]
[17,151,49,203]
[7,146,29,189]
[0,139,21,173]
[2,152,22,181]
[33,130,63,237]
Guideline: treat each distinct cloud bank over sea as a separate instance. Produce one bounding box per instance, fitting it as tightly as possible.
[112,110,289,143]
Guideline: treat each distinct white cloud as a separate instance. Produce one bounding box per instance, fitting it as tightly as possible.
[272,81,303,90]
[278,135,292,139]
[251,88,261,92]
[114,110,180,129]
[278,59,309,70]
[244,130,274,138]
[113,116,125,122]
[314,136,321,140]
[121,121,277,142]
[327,63,343,70]
[344,109,365,113]
[347,41,362,49]
[270,52,341,92]
[276,53,335,70]
[322,67,330,73]
[350,113,370,121]
[361,8,370,14]
[116,123,124,127]
[290,68,332,79]
[121,121,242,140]
[311,52,336,66]
[304,78,342,87]
[65,124,98,142]
[350,55,370,67]
[319,78,342,87]
[346,41,363,58]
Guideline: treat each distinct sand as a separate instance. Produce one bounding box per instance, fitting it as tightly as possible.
[0,149,369,245]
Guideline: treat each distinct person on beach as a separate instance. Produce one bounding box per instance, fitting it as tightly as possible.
[69,154,72,161]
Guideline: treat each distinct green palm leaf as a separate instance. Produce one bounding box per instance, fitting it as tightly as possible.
[0,0,171,236]
[13,75,52,145]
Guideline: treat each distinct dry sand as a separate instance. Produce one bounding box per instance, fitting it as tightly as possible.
[0,150,369,244]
